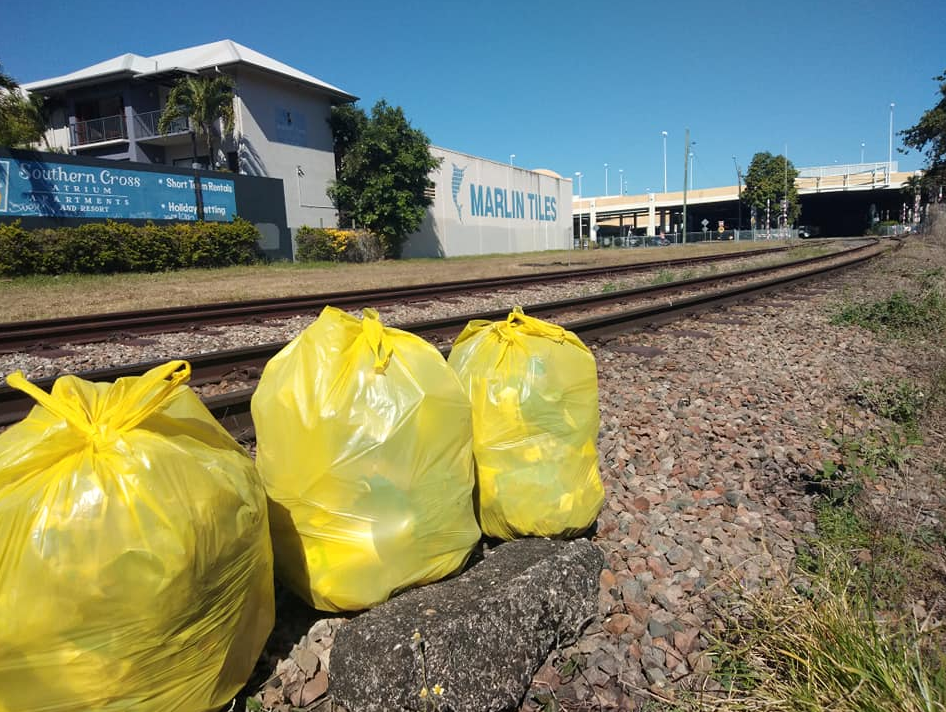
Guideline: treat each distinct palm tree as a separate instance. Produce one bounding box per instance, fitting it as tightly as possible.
[0,62,50,148]
[158,74,235,169]
[0,62,18,92]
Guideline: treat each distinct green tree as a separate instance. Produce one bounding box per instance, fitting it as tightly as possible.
[327,100,440,258]
[742,151,800,227]
[158,74,235,168]
[327,103,367,175]
[900,69,946,192]
[0,63,47,148]
[0,65,16,92]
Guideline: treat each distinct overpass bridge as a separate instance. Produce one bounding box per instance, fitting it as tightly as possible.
[574,162,918,239]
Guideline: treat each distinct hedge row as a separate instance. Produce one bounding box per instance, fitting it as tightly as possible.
[0,219,263,276]
[295,226,384,263]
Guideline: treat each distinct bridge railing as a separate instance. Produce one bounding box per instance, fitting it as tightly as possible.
[799,161,894,178]
[578,229,800,249]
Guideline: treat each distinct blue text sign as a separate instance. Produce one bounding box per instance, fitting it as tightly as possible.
[0,158,236,222]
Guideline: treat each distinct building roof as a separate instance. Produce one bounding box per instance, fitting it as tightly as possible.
[24,40,357,102]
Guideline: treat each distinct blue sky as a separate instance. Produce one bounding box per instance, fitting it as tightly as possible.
[2,0,942,197]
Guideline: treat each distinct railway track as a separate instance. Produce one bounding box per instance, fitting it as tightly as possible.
[0,240,888,431]
[0,244,818,352]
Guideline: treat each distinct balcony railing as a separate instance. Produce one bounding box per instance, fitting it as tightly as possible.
[70,111,192,146]
[134,110,190,138]
[71,114,127,146]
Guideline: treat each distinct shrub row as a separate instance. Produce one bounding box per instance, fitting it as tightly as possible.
[0,219,263,276]
[295,226,384,263]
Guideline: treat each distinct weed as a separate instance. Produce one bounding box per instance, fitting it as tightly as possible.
[832,289,946,339]
[788,245,831,260]
[651,269,675,285]
[556,653,583,681]
[410,631,445,711]
[601,281,617,293]
[706,549,946,711]
[853,378,926,428]
[928,365,946,413]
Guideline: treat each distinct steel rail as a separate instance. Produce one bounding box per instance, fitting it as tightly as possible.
[209,241,885,438]
[0,241,885,429]
[0,245,807,352]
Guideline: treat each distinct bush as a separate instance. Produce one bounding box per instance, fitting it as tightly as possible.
[295,226,383,263]
[0,221,41,277]
[0,219,263,276]
[125,223,181,272]
[65,223,127,274]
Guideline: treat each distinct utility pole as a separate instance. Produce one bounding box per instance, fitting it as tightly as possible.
[662,130,668,193]
[783,144,789,233]
[682,128,690,244]
[190,129,205,221]
[888,102,895,182]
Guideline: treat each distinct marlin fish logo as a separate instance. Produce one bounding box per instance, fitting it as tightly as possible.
[451,163,467,222]
[0,161,8,213]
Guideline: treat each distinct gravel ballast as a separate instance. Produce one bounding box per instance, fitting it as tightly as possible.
[240,231,946,711]
[3,234,943,711]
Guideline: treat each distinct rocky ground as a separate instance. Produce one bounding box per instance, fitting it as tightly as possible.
[3,232,939,711]
[526,228,946,710]
[233,224,946,711]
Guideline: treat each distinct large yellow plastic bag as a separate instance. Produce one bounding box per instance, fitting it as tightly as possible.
[0,361,274,712]
[448,307,605,539]
[252,306,480,612]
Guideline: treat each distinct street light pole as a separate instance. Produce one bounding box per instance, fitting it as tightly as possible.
[618,168,624,195]
[860,142,865,164]
[682,128,690,244]
[604,163,609,196]
[732,155,742,232]
[510,153,515,166]
[888,102,895,181]
[661,130,668,193]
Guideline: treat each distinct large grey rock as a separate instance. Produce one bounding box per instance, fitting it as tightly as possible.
[329,538,604,712]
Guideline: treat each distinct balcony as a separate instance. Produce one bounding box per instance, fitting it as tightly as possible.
[70,111,192,148]
[134,110,190,139]
[71,114,127,147]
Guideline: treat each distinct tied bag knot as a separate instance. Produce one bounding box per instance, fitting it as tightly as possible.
[6,360,191,449]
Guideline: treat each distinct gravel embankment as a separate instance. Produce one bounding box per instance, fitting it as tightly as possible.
[240,234,945,712]
[4,235,938,712]
[522,237,942,710]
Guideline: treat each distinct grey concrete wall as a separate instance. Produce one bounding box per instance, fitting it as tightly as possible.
[402,147,573,258]
[234,66,338,237]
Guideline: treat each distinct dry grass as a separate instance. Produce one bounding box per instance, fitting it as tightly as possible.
[696,549,946,712]
[0,242,786,322]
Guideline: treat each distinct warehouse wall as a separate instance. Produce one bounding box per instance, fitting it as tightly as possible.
[402,147,573,258]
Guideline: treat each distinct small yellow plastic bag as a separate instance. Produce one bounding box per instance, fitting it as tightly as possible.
[0,361,274,712]
[251,307,480,612]
[448,307,604,539]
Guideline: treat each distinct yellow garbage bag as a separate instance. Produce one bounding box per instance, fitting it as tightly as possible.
[251,307,481,612]
[0,361,274,712]
[448,307,604,539]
